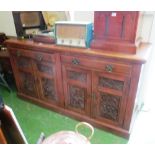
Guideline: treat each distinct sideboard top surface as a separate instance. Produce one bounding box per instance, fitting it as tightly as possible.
[5,38,152,64]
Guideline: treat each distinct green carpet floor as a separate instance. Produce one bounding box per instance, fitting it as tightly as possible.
[0,86,128,144]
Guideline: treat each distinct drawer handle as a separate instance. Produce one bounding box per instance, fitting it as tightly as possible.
[36,54,43,61]
[105,64,113,72]
[72,59,80,65]
[16,51,21,57]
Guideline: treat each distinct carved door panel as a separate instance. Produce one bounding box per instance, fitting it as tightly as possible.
[9,49,33,71]
[18,71,38,97]
[33,53,63,106]
[92,72,130,126]
[10,51,38,98]
[62,64,91,115]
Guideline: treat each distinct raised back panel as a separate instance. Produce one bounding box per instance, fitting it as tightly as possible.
[91,11,140,53]
[94,11,139,42]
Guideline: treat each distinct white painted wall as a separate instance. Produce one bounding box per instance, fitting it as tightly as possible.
[0,11,93,36]
[140,12,155,42]
[0,11,17,36]
[73,11,94,22]
[140,12,155,109]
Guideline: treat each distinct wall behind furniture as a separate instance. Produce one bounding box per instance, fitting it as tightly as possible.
[73,11,94,21]
[0,11,17,36]
[0,11,93,36]
[140,11,155,109]
[0,11,154,40]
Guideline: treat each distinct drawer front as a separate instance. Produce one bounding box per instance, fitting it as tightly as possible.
[9,48,56,63]
[96,61,132,75]
[9,48,33,70]
[9,48,32,58]
[61,55,131,75]
[32,52,56,63]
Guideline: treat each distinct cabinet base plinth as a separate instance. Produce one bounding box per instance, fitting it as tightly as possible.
[17,93,130,139]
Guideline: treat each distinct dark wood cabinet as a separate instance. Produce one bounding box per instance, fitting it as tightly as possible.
[9,49,39,98]
[61,54,131,126]
[91,11,141,54]
[93,11,139,42]
[6,39,151,138]
[33,52,61,105]
[62,63,91,115]
[9,48,64,107]
[92,71,130,126]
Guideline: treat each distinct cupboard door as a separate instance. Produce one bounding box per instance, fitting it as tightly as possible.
[33,53,63,106]
[92,72,130,126]
[10,50,38,98]
[18,71,38,98]
[62,64,91,115]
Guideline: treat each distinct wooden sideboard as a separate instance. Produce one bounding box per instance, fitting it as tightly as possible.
[6,39,151,138]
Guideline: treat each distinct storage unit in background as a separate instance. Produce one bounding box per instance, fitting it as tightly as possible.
[91,11,143,54]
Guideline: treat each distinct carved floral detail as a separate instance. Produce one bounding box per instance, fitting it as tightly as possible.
[99,77,124,91]
[42,78,57,101]
[68,71,87,82]
[21,72,36,96]
[69,85,85,109]
[17,57,31,68]
[99,92,121,121]
[37,62,53,75]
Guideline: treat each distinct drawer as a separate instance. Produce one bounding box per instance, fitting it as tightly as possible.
[32,52,56,63]
[61,55,132,75]
[9,48,56,63]
[9,48,32,58]
[95,60,132,75]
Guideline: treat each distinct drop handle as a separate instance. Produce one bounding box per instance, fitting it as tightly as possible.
[36,54,43,61]
[105,64,113,73]
[72,59,80,65]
